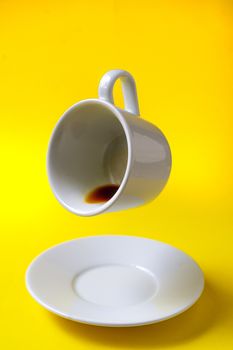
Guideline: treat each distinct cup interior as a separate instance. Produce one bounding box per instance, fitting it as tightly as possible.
[47,102,129,215]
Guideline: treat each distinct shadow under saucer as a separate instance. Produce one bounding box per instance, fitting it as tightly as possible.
[49,280,228,348]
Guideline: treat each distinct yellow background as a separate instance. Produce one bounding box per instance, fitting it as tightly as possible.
[0,0,232,349]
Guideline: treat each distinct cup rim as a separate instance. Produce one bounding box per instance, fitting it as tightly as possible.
[47,98,133,216]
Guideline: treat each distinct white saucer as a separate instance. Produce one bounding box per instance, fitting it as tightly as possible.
[26,235,204,327]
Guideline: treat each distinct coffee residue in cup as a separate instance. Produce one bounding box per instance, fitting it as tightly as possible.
[85,184,120,203]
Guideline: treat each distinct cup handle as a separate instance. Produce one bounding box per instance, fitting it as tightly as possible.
[98,69,140,116]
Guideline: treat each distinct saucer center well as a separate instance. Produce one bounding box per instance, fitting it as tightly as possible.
[72,264,157,307]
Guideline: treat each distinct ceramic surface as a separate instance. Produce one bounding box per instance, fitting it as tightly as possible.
[47,70,172,216]
[26,236,204,327]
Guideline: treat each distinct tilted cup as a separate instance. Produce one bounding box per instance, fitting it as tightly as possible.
[47,69,172,216]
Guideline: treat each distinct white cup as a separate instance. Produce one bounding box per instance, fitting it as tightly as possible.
[47,70,172,216]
